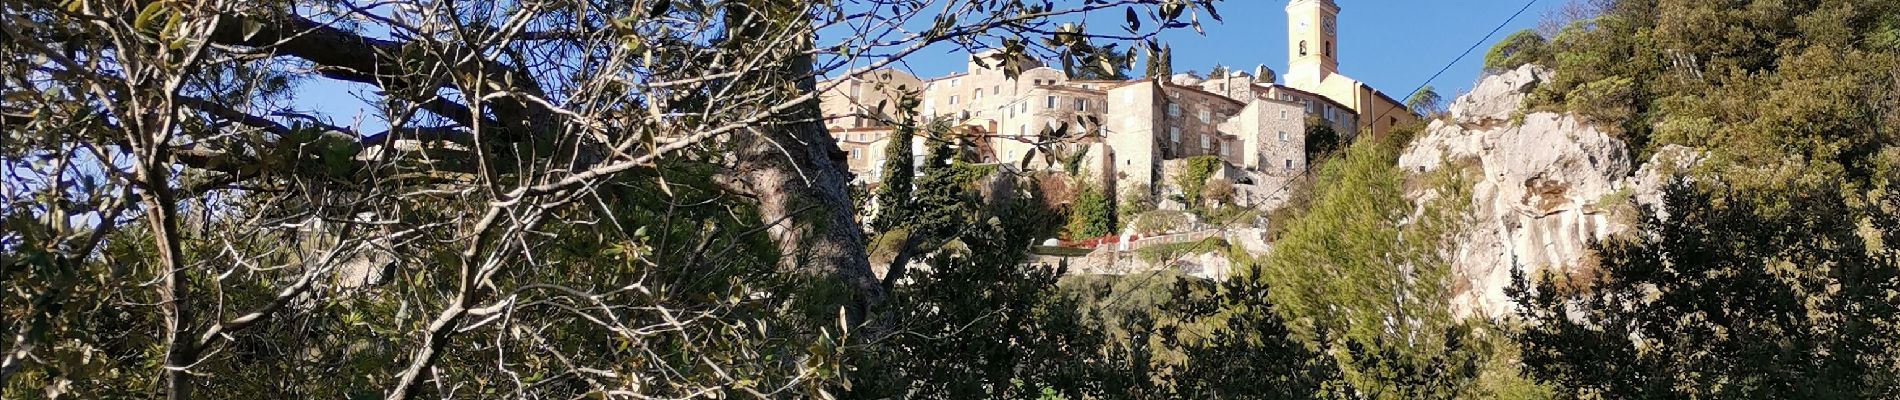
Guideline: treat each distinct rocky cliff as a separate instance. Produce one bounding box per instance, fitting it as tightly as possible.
[1401,65,1697,318]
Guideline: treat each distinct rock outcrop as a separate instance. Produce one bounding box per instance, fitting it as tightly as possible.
[1449,64,1550,123]
[1402,65,1692,318]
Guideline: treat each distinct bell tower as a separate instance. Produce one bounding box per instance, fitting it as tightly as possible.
[1285,0,1339,90]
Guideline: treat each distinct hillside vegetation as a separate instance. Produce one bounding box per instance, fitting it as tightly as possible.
[2,0,1897,398]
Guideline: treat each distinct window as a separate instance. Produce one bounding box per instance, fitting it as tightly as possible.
[1281,110,1289,120]
[1019,102,1028,113]
[852,149,862,159]
[974,88,983,99]
[1046,96,1057,109]
[1299,40,1308,56]
[1219,141,1228,155]
[1020,125,1028,138]
[1169,127,1180,143]
[950,78,960,87]
[950,96,959,105]
[1168,103,1181,117]
[1199,135,1210,149]
[1075,98,1088,111]
[992,85,999,96]
[1326,41,1334,57]
[1285,159,1293,170]
[1279,131,1288,142]
[1199,109,1211,124]
[850,84,861,97]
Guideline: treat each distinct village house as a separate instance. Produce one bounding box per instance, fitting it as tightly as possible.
[819,0,1414,198]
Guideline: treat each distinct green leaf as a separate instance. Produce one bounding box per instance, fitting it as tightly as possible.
[133,2,166,34]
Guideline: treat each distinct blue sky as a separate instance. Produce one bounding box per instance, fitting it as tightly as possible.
[302,0,1560,127]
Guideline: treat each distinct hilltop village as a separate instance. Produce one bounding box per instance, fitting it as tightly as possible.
[820,0,1417,210]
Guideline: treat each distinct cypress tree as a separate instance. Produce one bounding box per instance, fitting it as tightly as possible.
[871,119,916,232]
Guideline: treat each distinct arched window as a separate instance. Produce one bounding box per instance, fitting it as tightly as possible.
[1299,41,1308,56]
[1325,41,1332,57]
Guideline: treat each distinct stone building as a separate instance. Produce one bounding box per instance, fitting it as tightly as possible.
[817,0,1416,199]
[1282,0,1417,139]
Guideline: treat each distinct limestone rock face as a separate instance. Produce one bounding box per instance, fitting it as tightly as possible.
[1403,66,1691,318]
[1449,64,1551,123]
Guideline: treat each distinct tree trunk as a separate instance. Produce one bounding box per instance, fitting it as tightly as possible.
[718,0,885,326]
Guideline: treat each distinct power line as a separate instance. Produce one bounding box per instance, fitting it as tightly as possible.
[1367,0,1541,133]
[1093,0,1543,313]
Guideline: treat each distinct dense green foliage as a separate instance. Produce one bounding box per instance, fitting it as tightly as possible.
[1061,268,1343,398]
[1500,1,1900,398]
[1524,0,1900,180]
[1482,30,1550,72]
[1066,183,1118,239]
[1304,116,1342,162]
[1251,137,1547,398]
[1512,180,1900,398]
[1174,155,1222,210]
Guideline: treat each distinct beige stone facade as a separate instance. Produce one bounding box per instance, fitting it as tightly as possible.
[1283,0,1418,139]
[819,0,1416,198]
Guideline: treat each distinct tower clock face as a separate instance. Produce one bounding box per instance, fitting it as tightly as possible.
[1323,18,1335,35]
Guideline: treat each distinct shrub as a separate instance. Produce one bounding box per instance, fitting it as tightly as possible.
[1175,156,1222,209]
[1129,210,1191,235]
[1201,180,1235,205]
[1483,29,1550,72]
[1065,183,1116,239]
[1564,76,1636,126]
[1119,182,1156,216]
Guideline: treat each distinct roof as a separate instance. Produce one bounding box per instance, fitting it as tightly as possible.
[1036,85,1108,96]
[1147,80,1248,108]
[1258,83,1355,114]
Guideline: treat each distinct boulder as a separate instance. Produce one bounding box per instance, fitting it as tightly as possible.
[1449,64,1551,123]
